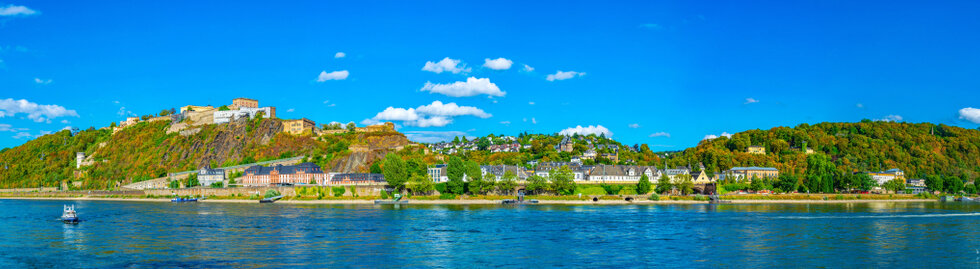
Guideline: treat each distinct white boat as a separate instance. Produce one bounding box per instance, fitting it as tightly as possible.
[62,205,79,224]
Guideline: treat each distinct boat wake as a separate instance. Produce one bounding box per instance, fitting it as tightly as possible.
[769,212,980,219]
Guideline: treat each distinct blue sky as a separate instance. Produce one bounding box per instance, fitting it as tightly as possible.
[1,0,979,149]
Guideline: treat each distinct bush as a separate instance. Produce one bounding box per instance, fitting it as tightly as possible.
[693,195,709,201]
[434,182,447,193]
[332,186,346,197]
[617,186,638,195]
[264,189,281,198]
[380,190,389,199]
[439,193,457,200]
[210,182,223,188]
[649,193,660,201]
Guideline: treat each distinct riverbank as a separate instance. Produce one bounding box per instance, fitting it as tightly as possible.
[0,196,938,205]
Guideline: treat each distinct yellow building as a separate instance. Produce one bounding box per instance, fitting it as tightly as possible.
[232,98,258,109]
[283,118,316,135]
[728,167,779,181]
[747,145,766,154]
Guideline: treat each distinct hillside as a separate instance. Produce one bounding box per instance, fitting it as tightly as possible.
[0,116,412,189]
[664,121,980,181]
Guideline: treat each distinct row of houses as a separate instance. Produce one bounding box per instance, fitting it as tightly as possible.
[194,163,386,187]
[426,162,781,184]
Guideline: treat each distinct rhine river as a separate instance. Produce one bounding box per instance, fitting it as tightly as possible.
[1,199,978,268]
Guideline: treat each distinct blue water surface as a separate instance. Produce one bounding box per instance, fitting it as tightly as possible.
[1,199,978,268]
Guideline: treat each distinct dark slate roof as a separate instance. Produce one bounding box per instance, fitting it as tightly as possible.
[244,162,324,175]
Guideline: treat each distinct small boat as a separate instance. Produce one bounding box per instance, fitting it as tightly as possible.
[171,197,198,202]
[259,195,284,203]
[62,205,79,224]
[375,194,409,205]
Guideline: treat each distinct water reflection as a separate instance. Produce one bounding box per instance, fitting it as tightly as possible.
[1,200,979,267]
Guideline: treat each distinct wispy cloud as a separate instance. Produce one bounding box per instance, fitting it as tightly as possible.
[317,70,349,81]
[34,78,52,85]
[286,108,295,113]
[422,57,470,74]
[521,64,534,72]
[0,5,37,16]
[403,130,471,143]
[744,98,760,104]
[420,77,505,97]
[546,70,585,81]
[334,52,346,58]
[500,121,511,125]
[649,132,670,138]
[482,58,513,70]
[856,103,864,109]
[875,115,903,122]
[628,123,640,128]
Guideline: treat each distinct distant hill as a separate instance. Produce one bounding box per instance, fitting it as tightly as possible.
[664,121,980,181]
[0,117,411,189]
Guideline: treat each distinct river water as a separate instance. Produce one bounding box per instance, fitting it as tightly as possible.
[1,199,978,268]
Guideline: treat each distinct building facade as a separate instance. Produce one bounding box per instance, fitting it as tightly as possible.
[197,166,225,186]
[283,118,316,135]
[213,106,276,124]
[232,97,259,109]
[727,167,779,181]
[747,145,766,154]
[324,173,385,185]
[239,163,326,186]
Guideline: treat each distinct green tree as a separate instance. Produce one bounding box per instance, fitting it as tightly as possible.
[655,174,672,194]
[882,178,906,193]
[676,175,694,195]
[346,122,356,133]
[944,176,963,193]
[463,161,485,194]
[159,109,171,116]
[382,153,407,190]
[525,175,548,195]
[452,136,461,144]
[549,166,577,195]
[406,157,427,179]
[446,156,465,194]
[409,173,434,195]
[805,154,838,193]
[925,175,943,193]
[636,174,651,194]
[852,173,876,192]
[168,180,180,189]
[369,162,382,174]
[498,170,517,195]
[186,173,200,187]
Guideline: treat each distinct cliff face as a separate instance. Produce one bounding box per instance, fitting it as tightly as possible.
[0,117,415,189]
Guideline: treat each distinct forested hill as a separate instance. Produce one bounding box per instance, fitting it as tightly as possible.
[664,121,980,181]
[0,117,410,189]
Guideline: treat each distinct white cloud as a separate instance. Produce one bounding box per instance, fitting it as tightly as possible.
[959,107,980,124]
[34,78,52,85]
[532,117,537,124]
[744,98,759,104]
[0,5,37,16]
[403,131,470,143]
[559,125,612,137]
[422,57,470,74]
[649,132,670,138]
[875,115,903,122]
[522,64,535,72]
[528,101,535,105]
[60,119,69,124]
[117,106,133,117]
[334,52,346,58]
[12,132,31,139]
[362,101,491,128]
[0,98,79,122]
[546,70,585,81]
[416,101,492,118]
[317,70,349,81]
[286,108,295,112]
[856,103,864,108]
[703,132,732,140]
[420,77,505,97]
[628,123,640,128]
[483,58,513,70]
[500,121,511,125]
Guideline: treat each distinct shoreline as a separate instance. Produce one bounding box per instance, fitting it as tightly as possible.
[0,196,937,205]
